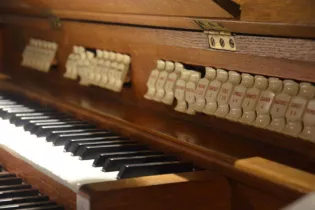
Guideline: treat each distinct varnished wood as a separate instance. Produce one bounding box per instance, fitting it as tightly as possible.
[55,11,315,38]
[2,16,315,76]
[241,0,315,24]
[0,146,76,210]
[0,73,9,80]
[79,171,231,210]
[0,27,3,72]
[230,181,291,210]
[1,0,315,39]
[1,15,54,31]
[235,157,315,193]
[2,11,315,39]
[0,0,234,19]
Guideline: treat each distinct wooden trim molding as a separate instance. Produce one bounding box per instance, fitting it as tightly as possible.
[235,157,315,193]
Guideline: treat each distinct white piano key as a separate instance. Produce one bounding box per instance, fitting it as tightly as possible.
[0,118,118,192]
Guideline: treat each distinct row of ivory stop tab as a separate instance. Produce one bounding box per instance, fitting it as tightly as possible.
[21,38,58,72]
[64,46,131,92]
[144,60,315,143]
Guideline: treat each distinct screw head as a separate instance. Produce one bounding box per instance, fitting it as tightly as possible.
[229,38,235,48]
[219,38,225,48]
[210,37,215,47]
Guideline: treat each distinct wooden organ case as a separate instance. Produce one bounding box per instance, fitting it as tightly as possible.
[0,0,315,209]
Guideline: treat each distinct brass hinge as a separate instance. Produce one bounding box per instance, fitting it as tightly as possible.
[41,9,62,30]
[194,20,236,51]
[205,30,236,51]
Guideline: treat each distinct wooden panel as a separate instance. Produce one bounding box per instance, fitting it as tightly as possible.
[0,26,3,73]
[56,11,315,38]
[79,171,231,210]
[0,26,3,59]
[241,0,315,24]
[0,146,76,210]
[235,157,315,193]
[0,73,9,80]
[230,181,291,210]
[53,11,315,38]
[0,0,234,19]
[3,16,315,71]
[62,21,315,78]
[1,15,54,31]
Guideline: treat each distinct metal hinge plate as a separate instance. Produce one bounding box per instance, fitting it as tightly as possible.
[194,20,236,51]
[205,31,236,51]
[41,9,62,30]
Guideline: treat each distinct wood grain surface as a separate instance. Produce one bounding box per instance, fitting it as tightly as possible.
[235,157,315,193]
[1,4,315,38]
[241,0,315,24]
[0,0,234,18]
[79,171,231,210]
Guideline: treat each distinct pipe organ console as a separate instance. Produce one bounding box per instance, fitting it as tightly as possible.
[0,0,315,209]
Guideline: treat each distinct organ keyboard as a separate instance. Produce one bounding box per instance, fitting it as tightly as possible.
[0,164,64,209]
[0,0,315,209]
[0,93,197,190]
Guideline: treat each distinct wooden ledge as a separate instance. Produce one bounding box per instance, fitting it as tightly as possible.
[80,170,216,193]
[0,73,9,80]
[2,13,315,38]
[235,157,315,193]
[78,171,231,210]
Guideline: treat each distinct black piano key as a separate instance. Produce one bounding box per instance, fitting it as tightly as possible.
[29,121,86,134]
[9,112,60,125]
[93,150,164,167]
[117,162,194,179]
[103,155,178,172]
[0,177,23,186]
[77,144,149,160]
[24,205,64,210]
[64,136,127,152]
[0,172,16,178]
[0,105,39,110]
[10,111,57,118]
[0,184,31,192]
[52,130,115,146]
[0,196,49,206]
[68,140,135,154]
[0,101,17,106]
[0,104,29,117]
[23,117,74,130]
[45,128,101,142]
[2,108,52,119]
[0,105,21,109]
[0,201,55,209]
[0,189,39,199]
[34,124,95,137]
